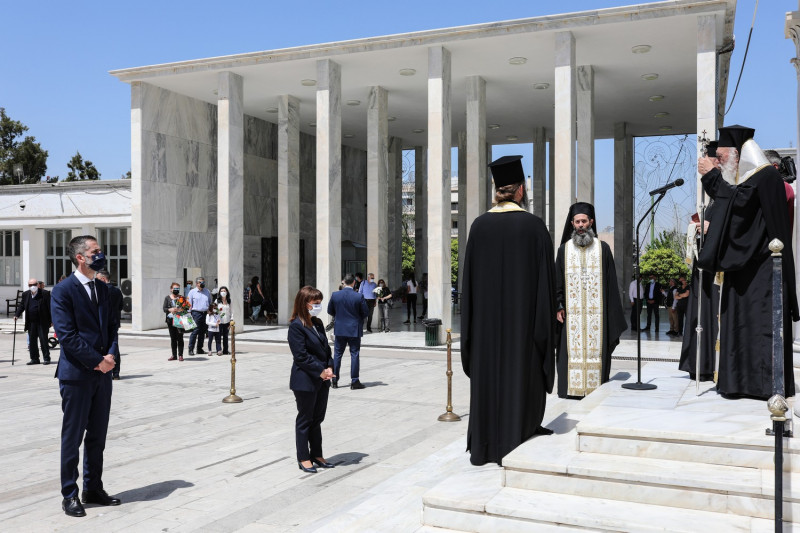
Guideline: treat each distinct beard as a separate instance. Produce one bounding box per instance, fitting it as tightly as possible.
[720,156,739,185]
[571,228,596,247]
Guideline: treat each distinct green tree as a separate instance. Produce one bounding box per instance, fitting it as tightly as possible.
[646,229,685,258]
[65,151,101,181]
[122,170,131,179]
[0,108,48,184]
[639,247,690,285]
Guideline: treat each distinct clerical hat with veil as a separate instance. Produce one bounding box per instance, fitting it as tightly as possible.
[717,125,755,153]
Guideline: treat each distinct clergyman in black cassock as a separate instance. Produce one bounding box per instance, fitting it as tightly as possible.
[555,203,627,399]
[696,125,799,399]
[461,155,557,466]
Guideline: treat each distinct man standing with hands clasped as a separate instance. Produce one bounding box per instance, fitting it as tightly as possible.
[15,277,52,365]
[51,235,121,517]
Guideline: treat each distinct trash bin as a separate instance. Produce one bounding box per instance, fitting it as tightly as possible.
[422,318,442,347]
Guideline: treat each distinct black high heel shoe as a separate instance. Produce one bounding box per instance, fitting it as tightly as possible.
[312,458,335,469]
[298,461,317,473]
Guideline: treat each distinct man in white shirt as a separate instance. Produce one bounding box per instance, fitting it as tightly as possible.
[628,275,643,331]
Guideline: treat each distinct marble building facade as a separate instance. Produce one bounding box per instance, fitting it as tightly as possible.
[113,0,736,331]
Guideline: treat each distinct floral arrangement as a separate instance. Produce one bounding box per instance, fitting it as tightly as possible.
[174,296,190,315]
[373,286,383,296]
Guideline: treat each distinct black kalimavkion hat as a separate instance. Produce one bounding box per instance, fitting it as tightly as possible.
[488,155,525,187]
[560,202,598,245]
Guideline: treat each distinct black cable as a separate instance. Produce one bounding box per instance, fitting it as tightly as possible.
[724,0,759,116]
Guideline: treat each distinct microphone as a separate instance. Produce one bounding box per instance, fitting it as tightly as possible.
[649,178,684,196]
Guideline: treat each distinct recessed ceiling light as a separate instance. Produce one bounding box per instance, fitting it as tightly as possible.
[508,57,527,65]
[346,100,361,106]
[659,126,673,132]
[488,124,501,130]
[266,107,278,113]
[631,45,652,54]
[399,68,416,76]
[301,79,317,86]
[412,128,425,134]
[654,112,670,118]
[309,122,316,127]
[506,135,519,141]
[387,116,397,122]
[343,133,355,139]
[648,95,665,102]
[533,83,550,90]
[641,73,659,81]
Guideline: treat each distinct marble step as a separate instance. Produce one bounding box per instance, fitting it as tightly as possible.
[503,443,800,521]
[424,481,767,533]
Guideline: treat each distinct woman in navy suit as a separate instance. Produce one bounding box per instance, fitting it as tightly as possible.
[288,286,336,473]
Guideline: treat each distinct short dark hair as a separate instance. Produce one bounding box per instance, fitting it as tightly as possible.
[96,269,112,281]
[344,273,355,285]
[355,272,363,279]
[68,235,97,267]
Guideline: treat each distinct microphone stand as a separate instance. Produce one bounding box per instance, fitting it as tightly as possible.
[622,191,666,391]
[695,189,706,394]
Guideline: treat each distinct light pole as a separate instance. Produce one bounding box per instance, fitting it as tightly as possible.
[12,163,23,184]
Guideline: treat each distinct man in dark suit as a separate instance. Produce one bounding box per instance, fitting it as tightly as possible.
[14,277,52,365]
[51,235,121,517]
[96,270,124,380]
[643,273,662,332]
[327,273,369,390]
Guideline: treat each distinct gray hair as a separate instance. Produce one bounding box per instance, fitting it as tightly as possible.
[764,150,782,167]
[68,235,97,267]
[343,273,355,286]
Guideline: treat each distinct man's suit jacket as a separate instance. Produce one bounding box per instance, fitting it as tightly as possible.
[15,289,51,332]
[327,287,368,338]
[646,280,662,304]
[106,283,123,357]
[287,317,333,392]
[51,273,119,381]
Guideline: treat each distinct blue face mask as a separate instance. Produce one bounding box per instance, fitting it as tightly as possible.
[84,251,107,272]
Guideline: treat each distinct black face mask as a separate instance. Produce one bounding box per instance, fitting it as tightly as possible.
[172,288,180,295]
[199,283,205,288]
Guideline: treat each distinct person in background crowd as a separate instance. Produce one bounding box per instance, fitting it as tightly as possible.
[663,278,678,336]
[187,277,211,355]
[404,273,418,324]
[164,282,187,361]
[354,273,363,293]
[327,274,369,390]
[95,270,123,380]
[288,286,335,474]
[375,279,392,332]
[249,276,265,323]
[216,286,232,355]
[419,273,428,319]
[184,280,193,297]
[628,275,643,332]
[765,149,795,228]
[642,273,662,332]
[674,276,690,337]
[206,307,221,356]
[358,273,377,333]
[15,277,52,365]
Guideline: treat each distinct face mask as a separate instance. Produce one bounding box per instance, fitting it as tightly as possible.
[83,251,107,272]
[30,285,38,294]
[198,282,205,288]
[369,278,374,282]
[220,291,227,297]
[172,288,180,295]
[309,304,323,317]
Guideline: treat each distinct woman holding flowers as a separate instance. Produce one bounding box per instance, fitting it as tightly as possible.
[164,281,190,361]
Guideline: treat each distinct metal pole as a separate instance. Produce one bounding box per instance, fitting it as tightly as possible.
[222,320,243,403]
[438,328,461,421]
[695,190,706,394]
[12,317,17,366]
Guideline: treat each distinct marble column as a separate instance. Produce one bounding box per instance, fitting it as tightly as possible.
[577,65,595,203]
[614,122,634,304]
[554,31,577,244]
[697,15,717,212]
[457,131,467,292]
[532,127,546,219]
[367,86,389,281]
[414,147,427,278]
[316,59,342,318]
[427,46,452,330]
[486,143,493,211]
[130,82,144,331]
[465,76,487,236]
[217,71,244,329]
[21,227,45,286]
[278,94,300,325]
[387,136,403,289]
[548,137,556,242]
[785,5,800,356]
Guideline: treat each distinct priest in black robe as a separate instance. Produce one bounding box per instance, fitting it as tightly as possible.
[696,125,799,399]
[461,155,556,466]
[555,203,627,399]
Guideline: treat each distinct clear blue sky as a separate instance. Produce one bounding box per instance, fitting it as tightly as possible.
[0,0,796,229]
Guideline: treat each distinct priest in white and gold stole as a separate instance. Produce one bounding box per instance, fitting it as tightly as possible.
[555,203,627,399]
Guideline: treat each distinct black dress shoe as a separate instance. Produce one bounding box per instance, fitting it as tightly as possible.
[197,349,206,354]
[331,379,338,389]
[350,381,365,390]
[298,462,318,473]
[27,360,41,365]
[81,489,121,506]
[312,458,335,469]
[63,496,86,517]
[188,350,195,356]
[43,360,51,365]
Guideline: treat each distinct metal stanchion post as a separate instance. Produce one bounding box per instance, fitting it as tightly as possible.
[438,329,461,422]
[222,320,243,403]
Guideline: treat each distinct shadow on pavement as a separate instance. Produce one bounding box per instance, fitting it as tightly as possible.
[115,479,195,502]
[328,452,369,466]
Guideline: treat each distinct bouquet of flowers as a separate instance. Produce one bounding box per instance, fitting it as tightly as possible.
[373,286,383,297]
[174,296,190,315]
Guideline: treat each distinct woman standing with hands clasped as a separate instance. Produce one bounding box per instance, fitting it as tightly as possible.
[288,286,336,473]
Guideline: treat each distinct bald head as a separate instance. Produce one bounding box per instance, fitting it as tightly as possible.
[28,278,37,287]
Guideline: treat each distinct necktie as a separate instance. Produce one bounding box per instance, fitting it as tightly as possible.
[88,281,98,306]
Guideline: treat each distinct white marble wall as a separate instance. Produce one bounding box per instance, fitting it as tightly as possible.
[427,46,452,330]
[132,82,218,331]
[278,95,300,325]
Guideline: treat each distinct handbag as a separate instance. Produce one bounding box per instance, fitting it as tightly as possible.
[172,314,183,328]
[180,314,197,331]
